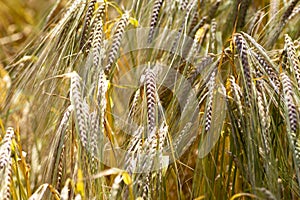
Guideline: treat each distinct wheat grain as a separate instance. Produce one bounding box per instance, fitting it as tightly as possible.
[285,34,300,89]
[105,11,130,75]
[80,0,97,51]
[148,0,164,44]
[70,73,88,148]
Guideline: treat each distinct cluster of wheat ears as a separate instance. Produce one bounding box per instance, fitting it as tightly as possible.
[0,0,300,199]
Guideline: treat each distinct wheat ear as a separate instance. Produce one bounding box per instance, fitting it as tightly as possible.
[70,73,88,148]
[105,11,130,75]
[285,34,300,89]
[234,33,252,102]
[205,69,216,132]
[145,69,157,133]
[80,0,97,51]
[148,0,164,44]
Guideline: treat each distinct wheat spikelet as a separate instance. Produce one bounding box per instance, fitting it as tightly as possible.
[148,0,164,44]
[236,0,250,29]
[288,4,300,20]
[97,70,108,134]
[92,19,103,68]
[70,73,88,148]
[89,111,99,173]
[205,70,216,132]
[210,19,217,53]
[86,2,105,54]
[56,143,65,190]
[266,0,299,48]
[189,56,213,83]
[0,128,14,200]
[189,16,207,38]
[234,33,252,101]
[280,72,298,134]
[247,11,264,35]
[171,1,196,54]
[110,174,122,200]
[208,0,221,21]
[51,0,84,36]
[1,157,12,200]
[145,69,157,133]
[281,0,299,26]
[281,73,300,167]
[80,0,97,51]
[255,70,271,153]
[105,11,130,75]
[179,0,189,10]
[285,34,300,89]
[0,127,14,169]
[229,76,243,115]
[252,51,280,91]
[125,126,144,173]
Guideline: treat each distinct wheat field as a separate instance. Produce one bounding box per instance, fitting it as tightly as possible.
[0,0,300,199]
